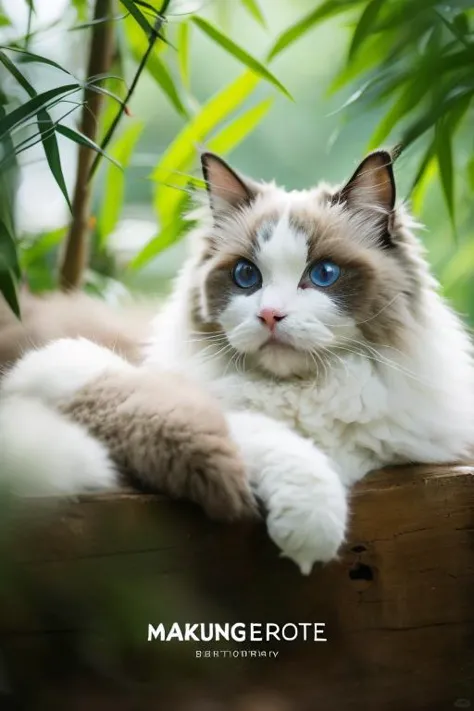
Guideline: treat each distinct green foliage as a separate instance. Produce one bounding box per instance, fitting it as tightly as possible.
[0,0,290,311]
[270,0,474,228]
[1,0,472,314]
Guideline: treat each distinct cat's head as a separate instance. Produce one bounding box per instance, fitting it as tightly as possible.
[190,151,426,378]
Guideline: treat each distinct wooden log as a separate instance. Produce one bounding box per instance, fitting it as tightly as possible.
[0,464,473,711]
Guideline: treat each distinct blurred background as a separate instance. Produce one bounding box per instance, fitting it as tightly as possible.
[0,0,473,317]
[0,2,473,706]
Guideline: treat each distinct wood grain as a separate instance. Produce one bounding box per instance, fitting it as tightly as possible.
[0,465,473,711]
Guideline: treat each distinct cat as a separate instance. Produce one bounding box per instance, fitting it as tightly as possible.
[1,150,473,574]
[144,150,474,572]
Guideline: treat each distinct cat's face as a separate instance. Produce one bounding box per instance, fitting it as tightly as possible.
[192,152,421,378]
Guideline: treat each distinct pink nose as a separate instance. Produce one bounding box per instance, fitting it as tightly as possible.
[258,308,287,331]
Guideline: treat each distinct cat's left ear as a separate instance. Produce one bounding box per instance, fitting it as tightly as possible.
[201,152,257,219]
[337,150,395,212]
[334,150,396,247]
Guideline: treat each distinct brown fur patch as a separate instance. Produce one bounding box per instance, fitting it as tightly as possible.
[0,289,153,370]
[61,369,257,522]
[289,205,419,349]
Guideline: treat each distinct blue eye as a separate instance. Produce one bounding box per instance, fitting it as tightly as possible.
[309,260,341,288]
[232,259,262,290]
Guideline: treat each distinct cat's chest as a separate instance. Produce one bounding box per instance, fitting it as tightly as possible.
[211,359,389,445]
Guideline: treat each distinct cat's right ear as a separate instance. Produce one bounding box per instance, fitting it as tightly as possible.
[201,152,256,218]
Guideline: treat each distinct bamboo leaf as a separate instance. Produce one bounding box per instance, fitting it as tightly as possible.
[0,52,72,211]
[402,87,474,148]
[192,17,291,99]
[129,220,184,270]
[136,48,187,116]
[55,124,123,170]
[467,156,474,191]
[0,50,36,96]
[241,0,266,27]
[72,0,88,20]
[368,77,431,148]
[21,226,67,268]
[37,110,72,211]
[268,0,357,60]
[177,22,190,89]
[348,0,385,60]
[98,123,144,245]
[0,84,80,138]
[435,121,455,227]
[0,46,75,75]
[208,97,273,154]
[125,14,186,115]
[0,267,20,318]
[119,0,154,36]
[151,71,259,224]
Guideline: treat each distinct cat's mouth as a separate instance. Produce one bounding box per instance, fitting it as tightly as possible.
[259,336,296,352]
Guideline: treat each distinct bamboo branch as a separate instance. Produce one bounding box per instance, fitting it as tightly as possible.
[59,0,114,291]
[88,0,172,181]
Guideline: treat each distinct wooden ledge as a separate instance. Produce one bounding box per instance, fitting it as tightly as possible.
[1,465,473,710]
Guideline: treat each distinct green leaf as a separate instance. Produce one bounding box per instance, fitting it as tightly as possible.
[72,0,88,20]
[177,22,190,89]
[129,220,184,270]
[0,268,20,318]
[208,97,273,154]
[348,0,385,60]
[151,70,259,224]
[410,144,436,216]
[268,0,356,60]
[402,87,474,148]
[467,156,474,191]
[0,50,36,96]
[0,15,11,28]
[368,76,431,148]
[125,15,186,116]
[441,240,474,291]
[20,226,67,268]
[98,122,144,246]
[435,121,455,228]
[0,221,19,274]
[140,51,187,116]
[0,52,72,211]
[119,0,154,36]
[241,0,266,27]
[0,46,75,75]
[192,17,291,99]
[55,124,123,170]
[37,110,72,211]
[0,83,80,138]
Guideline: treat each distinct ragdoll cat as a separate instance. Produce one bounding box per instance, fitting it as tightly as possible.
[1,150,473,574]
[144,150,474,571]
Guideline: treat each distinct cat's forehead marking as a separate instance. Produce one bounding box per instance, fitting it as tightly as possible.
[256,211,309,278]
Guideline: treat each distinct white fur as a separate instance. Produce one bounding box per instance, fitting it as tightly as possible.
[226,411,347,573]
[0,395,117,496]
[2,337,133,404]
[146,189,474,575]
[0,338,132,496]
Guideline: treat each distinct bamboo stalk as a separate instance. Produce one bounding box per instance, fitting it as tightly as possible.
[59,0,114,291]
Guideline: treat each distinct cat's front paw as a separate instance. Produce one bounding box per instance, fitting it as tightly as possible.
[260,453,348,575]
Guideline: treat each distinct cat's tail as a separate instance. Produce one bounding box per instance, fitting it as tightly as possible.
[0,394,118,496]
[0,337,130,496]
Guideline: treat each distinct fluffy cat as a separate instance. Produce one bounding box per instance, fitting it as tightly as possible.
[1,150,473,574]
[145,150,474,571]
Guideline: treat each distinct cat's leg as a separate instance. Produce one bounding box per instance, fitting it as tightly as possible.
[226,411,348,574]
